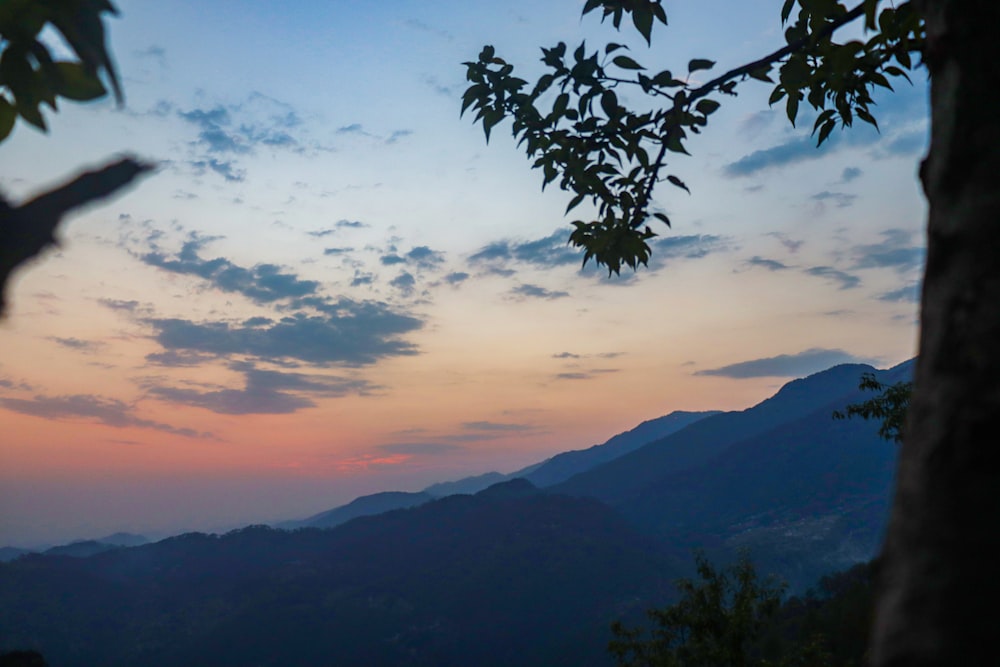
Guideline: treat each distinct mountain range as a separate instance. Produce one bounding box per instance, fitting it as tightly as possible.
[0,360,913,666]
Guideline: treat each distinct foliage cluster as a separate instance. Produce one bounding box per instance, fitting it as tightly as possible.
[462,0,922,275]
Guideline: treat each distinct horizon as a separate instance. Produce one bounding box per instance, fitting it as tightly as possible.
[0,1,923,546]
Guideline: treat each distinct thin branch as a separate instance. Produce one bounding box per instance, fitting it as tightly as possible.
[687,2,867,106]
[635,1,868,214]
[0,156,154,315]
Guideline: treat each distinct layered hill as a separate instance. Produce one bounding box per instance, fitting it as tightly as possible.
[0,483,675,667]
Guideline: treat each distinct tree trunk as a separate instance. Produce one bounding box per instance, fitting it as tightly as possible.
[872,1,1000,664]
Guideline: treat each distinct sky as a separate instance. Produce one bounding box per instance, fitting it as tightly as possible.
[0,0,927,546]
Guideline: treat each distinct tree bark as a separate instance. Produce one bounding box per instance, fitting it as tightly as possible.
[872,1,1000,664]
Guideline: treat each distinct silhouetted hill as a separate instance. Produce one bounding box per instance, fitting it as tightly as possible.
[277,490,434,530]
[551,363,898,505]
[0,488,675,667]
[423,471,511,496]
[43,540,120,558]
[0,547,31,563]
[95,532,148,547]
[523,410,721,487]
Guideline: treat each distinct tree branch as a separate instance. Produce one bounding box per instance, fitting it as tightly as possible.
[0,156,154,316]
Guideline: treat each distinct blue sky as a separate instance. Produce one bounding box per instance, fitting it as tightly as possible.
[0,0,926,545]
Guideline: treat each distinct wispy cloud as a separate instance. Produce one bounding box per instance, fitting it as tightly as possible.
[146,363,374,415]
[49,337,104,353]
[147,299,422,367]
[694,348,877,378]
[811,190,857,209]
[508,284,569,301]
[0,394,210,438]
[141,235,320,303]
[805,265,861,290]
[744,256,791,271]
[850,229,925,273]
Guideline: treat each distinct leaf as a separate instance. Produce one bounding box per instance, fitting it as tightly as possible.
[601,89,619,118]
[688,58,715,73]
[632,8,654,45]
[768,87,786,106]
[0,97,16,142]
[653,212,671,228]
[695,99,720,115]
[51,61,107,101]
[612,55,644,70]
[816,119,835,146]
[786,93,800,127]
[667,174,690,193]
[781,0,797,24]
[605,42,627,54]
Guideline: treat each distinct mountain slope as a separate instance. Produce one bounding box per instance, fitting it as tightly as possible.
[276,490,434,530]
[551,363,902,505]
[0,485,675,667]
[523,410,721,487]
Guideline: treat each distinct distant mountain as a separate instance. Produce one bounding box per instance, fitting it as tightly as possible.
[44,540,121,558]
[552,363,905,505]
[278,410,719,529]
[551,360,914,589]
[0,547,31,563]
[523,410,721,487]
[0,533,150,562]
[0,485,675,667]
[276,490,434,530]
[96,532,149,547]
[423,471,511,496]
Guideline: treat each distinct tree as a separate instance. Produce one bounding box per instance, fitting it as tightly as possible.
[0,0,151,316]
[609,552,784,667]
[464,1,1000,664]
[833,374,912,443]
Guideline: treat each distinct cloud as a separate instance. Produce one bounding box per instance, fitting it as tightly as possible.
[881,129,927,157]
[552,352,581,359]
[146,298,422,366]
[724,136,832,177]
[444,271,469,285]
[805,266,861,289]
[811,190,857,208]
[841,166,862,182]
[147,363,373,415]
[333,453,411,472]
[390,271,416,295]
[554,368,619,380]
[745,256,791,271]
[380,254,406,266]
[851,229,925,272]
[0,394,210,438]
[878,281,921,303]
[323,247,354,256]
[406,246,445,269]
[49,337,103,353]
[350,271,375,287]
[179,98,307,158]
[141,236,320,303]
[767,232,804,253]
[308,220,368,237]
[377,442,464,455]
[461,421,534,432]
[386,129,413,144]
[470,230,579,270]
[337,123,367,135]
[694,348,877,378]
[508,284,569,300]
[189,158,245,182]
[99,298,143,313]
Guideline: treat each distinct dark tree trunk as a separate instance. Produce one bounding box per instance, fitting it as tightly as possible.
[872,1,1000,664]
